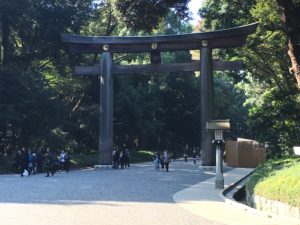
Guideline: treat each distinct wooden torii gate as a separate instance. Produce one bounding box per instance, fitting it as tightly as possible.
[61,23,257,166]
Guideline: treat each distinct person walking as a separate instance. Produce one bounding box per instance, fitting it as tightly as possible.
[112,148,116,168]
[115,149,120,169]
[45,148,55,177]
[64,152,70,172]
[27,150,34,175]
[161,152,165,169]
[14,150,22,174]
[193,149,197,164]
[119,150,125,169]
[112,148,119,169]
[163,150,170,172]
[20,147,28,177]
[31,153,37,175]
[36,151,44,173]
[59,150,66,172]
[27,150,35,175]
[124,148,130,168]
[184,152,188,163]
[183,144,188,163]
[153,152,160,171]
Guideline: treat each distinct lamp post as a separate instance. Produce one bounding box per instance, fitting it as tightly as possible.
[206,119,230,189]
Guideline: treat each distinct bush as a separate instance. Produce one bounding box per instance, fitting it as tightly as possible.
[0,150,155,174]
[69,150,154,169]
[0,156,13,174]
[69,154,99,169]
[130,150,154,163]
[246,157,300,207]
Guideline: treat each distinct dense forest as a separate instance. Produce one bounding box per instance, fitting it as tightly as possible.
[0,0,299,159]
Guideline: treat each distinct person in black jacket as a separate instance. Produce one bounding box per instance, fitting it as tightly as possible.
[14,150,22,174]
[45,148,55,177]
[20,147,28,177]
[36,151,44,173]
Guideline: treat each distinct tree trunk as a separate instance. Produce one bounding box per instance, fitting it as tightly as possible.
[276,0,300,87]
[1,12,11,65]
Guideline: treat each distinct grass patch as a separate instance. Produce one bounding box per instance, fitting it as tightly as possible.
[246,157,300,207]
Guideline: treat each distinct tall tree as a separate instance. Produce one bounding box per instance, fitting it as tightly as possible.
[0,0,97,155]
[199,0,300,155]
[114,0,190,32]
[0,0,30,64]
[276,0,300,87]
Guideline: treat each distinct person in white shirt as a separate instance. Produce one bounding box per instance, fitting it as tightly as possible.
[163,150,169,172]
[59,150,66,172]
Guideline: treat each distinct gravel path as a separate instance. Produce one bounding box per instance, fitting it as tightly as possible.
[0,160,227,225]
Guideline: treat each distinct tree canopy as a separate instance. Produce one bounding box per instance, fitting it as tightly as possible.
[0,0,299,159]
[199,0,300,155]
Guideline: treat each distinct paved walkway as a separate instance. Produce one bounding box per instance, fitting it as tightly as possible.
[0,160,298,225]
[174,166,300,225]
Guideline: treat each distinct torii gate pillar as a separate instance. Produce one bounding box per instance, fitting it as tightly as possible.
[99,52,113,164]
[200,47,215,166]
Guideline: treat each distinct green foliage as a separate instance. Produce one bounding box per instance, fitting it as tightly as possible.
[69,153,99,169]
[0,0,100,155]
[0,67,65,153]
[199,0,300,156]
[130,150,154,163]
[0,155,13,174]
[214,75,250,138]
[246,157,300,207]
[247,88,300,155]
[114,0,190,32]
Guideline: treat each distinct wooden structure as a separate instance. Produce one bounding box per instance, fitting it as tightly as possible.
[61,23,257,166]
[226,138,266,168]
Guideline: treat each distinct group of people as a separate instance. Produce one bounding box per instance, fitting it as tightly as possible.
[14,147,70,177]
[153,150,170,172]
[154,148,201,172]
[44,148,70,177]
[112,148,130,169]
[184,150,199,164]
[183,144,201,164]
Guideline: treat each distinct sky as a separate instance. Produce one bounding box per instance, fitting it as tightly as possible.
[188,0,204,24]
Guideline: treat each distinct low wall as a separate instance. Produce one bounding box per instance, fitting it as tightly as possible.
[246,191,300,219]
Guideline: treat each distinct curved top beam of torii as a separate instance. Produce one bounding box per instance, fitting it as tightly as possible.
[61,23,258,54]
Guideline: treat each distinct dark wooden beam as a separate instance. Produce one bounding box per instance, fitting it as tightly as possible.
[213,60,243,70]
[61,23,258,54]
[74,65,101,75]
[73,60,243,76]
[150,51,161,64]
[64,36,247,54]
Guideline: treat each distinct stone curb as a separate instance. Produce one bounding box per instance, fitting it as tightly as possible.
[220,170,300,225]
[94,164,113,169]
